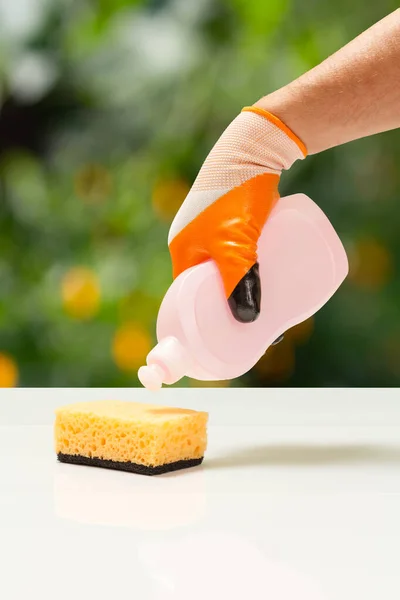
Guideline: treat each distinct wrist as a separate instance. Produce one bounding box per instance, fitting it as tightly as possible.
[254,85,320,155]
[255,71,352,156]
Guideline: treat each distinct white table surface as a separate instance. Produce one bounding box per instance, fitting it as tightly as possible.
[1,388,400,600]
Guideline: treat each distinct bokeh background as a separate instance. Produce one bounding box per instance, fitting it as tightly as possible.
[0,0,399,387]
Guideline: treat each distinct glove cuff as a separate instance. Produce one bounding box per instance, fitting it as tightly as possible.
[242,106,307,158]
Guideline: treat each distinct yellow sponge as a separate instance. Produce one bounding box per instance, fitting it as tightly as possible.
[55,400,208,476]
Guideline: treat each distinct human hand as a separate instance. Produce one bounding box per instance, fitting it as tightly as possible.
[168,106,306,323]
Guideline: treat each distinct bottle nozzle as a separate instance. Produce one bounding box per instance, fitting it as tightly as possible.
[137,364,165,392]
[137,336,191,391]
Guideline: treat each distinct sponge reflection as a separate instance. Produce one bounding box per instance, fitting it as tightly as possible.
[53,463,206,531]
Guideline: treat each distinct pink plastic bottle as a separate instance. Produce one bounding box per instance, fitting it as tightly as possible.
[138,194,348,390]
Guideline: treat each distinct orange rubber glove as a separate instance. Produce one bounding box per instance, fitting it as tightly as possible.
[168,106,307,323]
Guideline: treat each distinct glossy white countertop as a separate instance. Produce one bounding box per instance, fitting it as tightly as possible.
[1,388,400,599]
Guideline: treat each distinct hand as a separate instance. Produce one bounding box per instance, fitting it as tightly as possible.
[168,106,306,323]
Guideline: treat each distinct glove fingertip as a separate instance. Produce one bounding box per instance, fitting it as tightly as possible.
[227,263,261,324]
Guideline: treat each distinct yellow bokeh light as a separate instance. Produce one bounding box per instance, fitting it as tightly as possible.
[0,353,18,387]
[112,322,152,372]
[286,317,314,345]
[62,267,100,320]
[189,378,230,388]
[254,339,295,382]
[152,178,190,221]
[349,238,393,290]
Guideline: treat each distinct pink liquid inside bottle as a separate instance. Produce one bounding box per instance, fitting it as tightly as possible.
[138,194,349,390]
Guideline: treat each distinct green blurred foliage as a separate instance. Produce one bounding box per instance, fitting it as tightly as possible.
[0,0,399,386]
